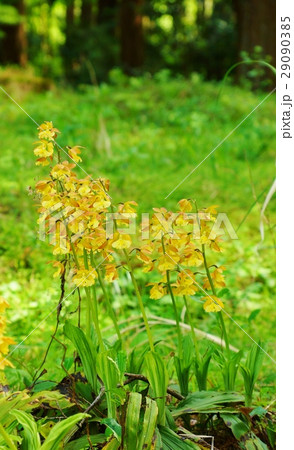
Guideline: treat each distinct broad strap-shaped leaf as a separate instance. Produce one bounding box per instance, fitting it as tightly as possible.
[158,426,200,449]
[101,418,122,442]
[124,392,142,449]
[221,414,269,449]
[137,397,158,450]
[144,351,168,426]
[172,391,244,416]
[97,351,122,419]
[41,413,89,450]
[64,321,98,393]
[220,413,249,439]
[10,410,40,450]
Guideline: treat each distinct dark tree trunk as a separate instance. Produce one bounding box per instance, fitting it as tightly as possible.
[64,0,75,78]
[197,0,205,28]
[233,0,276,77]
[81,0,93,27]
[96,0,117,24]
[0,0,27,66]
[120,0,144,73]
[66,0,75,29]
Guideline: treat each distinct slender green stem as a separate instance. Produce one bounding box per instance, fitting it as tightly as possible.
[97,267,122,340]
[83,249,104,348]
[90,282,105,351]
[183,295,200,361]
[123,249,155,352]
[161,235,183,358]
[202,244,230,354]
[166,269,183,359]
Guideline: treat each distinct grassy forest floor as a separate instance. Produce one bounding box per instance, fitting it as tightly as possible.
[0,71,275,408]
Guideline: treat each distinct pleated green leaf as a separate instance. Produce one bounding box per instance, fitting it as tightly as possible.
[172,391,244,416]
[144,351,168,426]
[124,392,141,449]
[41,413,89,450]
[10,410,40,450]
[64,321,98,394]
[137,397,158,450]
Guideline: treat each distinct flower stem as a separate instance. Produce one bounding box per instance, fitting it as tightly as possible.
[202,244,230,354]
[90,283,105,351]
[183,295,200,361]
[123,249,155,352]
[166,269,183,360]
[83,249,104,348]
[161,235,183,359]
[95,257,122,341]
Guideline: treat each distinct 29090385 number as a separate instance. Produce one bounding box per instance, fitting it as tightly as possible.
[281,17,291,79]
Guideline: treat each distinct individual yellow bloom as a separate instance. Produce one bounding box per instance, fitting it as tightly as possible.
[0,354,14,370]
[0,297,10,314]
[36,157,50,166]
[118,201,138,214]
[203,278,211,290]
[210,266,226,288]
[105,264,118,282]
[157,255,177,272]
[91,177,110,193]
[209,237,222,252]
[172,271,198,296]
[203,296,224,312]
[175,213,190,226]
[51,161,75,180]
[0,336,15,355]
[142,262,155,273]
[68,146,82,163]
[149,283,167,299]
[41,194,61,209]
[73,267,98,287]
[77,179,91,196]
[38,121,59,140]
[93,195,111,211]
[34,140,54,158]
[204,205,218,215]
[64,177,77,191]
[87,214,100,229]
[112,234,132,249]
[35,180,56,194]
[0,317,6,334]
[136,249,152,264]
[184,248,203,267]
[52,261,65,278]
[178,199,193,212]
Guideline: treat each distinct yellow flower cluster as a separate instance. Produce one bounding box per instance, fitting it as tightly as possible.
[137,200,226,312]
[33,121,59,166]
[34,122,226,314]
[0,297,15,370]
[34,123,135,288]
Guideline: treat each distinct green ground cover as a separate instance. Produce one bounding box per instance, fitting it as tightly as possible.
[0,73,275,408]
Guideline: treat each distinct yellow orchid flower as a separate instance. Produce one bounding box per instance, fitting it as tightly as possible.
[203,296,224,312]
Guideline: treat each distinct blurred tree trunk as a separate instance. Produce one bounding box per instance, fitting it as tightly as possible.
[233,0,276,73]
[0,0,27,66]
[64,0,75,78]
[81,0,93,27]
[97,0,117,24]
[197,0,205,28]
[120,0,144,73]
[66,0,75,30]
